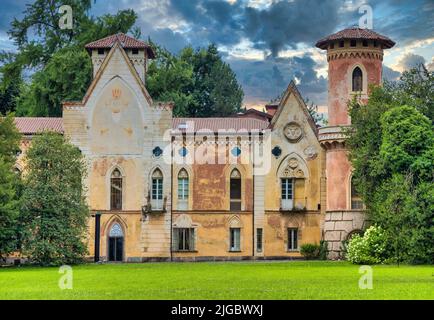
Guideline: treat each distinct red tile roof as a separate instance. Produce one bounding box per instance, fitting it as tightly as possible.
[13,117,269,135]
[316,27,395,49]
[172,117,269,133]
[235,109,272,122]
[14,117,63,134]
[85,33,156,58]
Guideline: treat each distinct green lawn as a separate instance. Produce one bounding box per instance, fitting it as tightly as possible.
[0,261,432,300]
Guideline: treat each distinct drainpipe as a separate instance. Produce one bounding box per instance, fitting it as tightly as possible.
[94,212,101,263]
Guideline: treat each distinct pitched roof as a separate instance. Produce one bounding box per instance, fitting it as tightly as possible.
[315,27,395,49]
[13,117,268,135]
[14,117,63,134]
[235,109,273,122]
[85,33,155,58]
[172,117,269,133]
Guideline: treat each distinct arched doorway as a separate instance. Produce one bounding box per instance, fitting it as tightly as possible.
[108,223,124,262]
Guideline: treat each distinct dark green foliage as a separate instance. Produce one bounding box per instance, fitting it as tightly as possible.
[300,243,320,260]
[0,114,22,260]
[20,132,89,265]
[318,240,328,260]
[347,67,434,264]
[16,49,92,116]
[147,43,243,117]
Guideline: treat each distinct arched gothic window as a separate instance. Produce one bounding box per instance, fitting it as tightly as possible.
[110,168,122,210]
[177,169,189,210]
[230,169,241,211]
[151,169,163,210]
[352,67,363,92]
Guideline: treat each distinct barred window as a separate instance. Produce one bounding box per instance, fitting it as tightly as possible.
[173,228,195,251]
[287,228,298,251]
[110,169,122,210]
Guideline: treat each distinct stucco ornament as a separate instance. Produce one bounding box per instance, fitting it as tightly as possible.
[107,88,129,123]
[283,122,303,143]
[304,146,318,160]
[282,158,305,178]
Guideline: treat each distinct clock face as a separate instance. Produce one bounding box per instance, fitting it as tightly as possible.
[283,122,303,142]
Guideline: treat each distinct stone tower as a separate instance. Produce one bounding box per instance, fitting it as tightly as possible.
[85,33,156,84]
[315,27,395,259]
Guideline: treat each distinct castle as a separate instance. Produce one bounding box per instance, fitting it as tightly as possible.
[13,28,395,262]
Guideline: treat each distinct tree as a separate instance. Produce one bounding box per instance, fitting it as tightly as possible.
[0,114,21,261]
[20,132,89,265]
[347,71,434,264]
[16,48,92,116]
[1,0,138,114]
[147,43,243,117]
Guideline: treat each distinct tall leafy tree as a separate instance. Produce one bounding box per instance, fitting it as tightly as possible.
[16,48,92,116]
[347,68,434,264]
[147,43,243,117]
[20,132,89,265]
[0,113,22,261]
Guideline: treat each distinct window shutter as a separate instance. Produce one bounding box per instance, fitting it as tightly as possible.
[190,228,195,251]
[172,228,179,251]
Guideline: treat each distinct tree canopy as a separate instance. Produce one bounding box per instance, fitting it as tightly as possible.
[147,43,244,117]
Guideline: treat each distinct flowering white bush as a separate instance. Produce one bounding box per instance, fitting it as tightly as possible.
[346,225,387,264]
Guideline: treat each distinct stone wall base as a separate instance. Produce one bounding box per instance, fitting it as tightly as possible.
[323,210,369,260]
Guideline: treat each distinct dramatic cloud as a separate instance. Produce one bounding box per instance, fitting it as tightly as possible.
[0,0,432,108]
[398,53,426,70]
[227,53,327,107]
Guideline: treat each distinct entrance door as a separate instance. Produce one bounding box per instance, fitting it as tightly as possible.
[108,223,124,262]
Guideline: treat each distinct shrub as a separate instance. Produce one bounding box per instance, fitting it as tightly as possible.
[300,243,320,260]
[318,240,328,260]
[346,225,387,264]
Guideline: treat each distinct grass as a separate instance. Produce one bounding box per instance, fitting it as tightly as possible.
[0,261,432,300]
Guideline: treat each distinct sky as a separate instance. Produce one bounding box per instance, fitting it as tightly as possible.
[0,0,433,112]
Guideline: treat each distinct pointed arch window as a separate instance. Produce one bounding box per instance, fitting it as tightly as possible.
[108,223,124,261]
[230,169,241,211]
[351,177,364,210]
[352,67,363,92]
[110,168,122,210]
[151,169,163,210]
[177,169,189,211]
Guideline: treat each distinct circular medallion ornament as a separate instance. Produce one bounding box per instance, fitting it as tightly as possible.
[231,147,241,157]
[283,122,303,143]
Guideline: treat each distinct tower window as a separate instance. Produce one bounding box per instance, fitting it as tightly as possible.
[339,40,344,48]
[352,67,363,92]
[350,40,357,47]
[98,48,105,55]
[373,41,378,47]
[362,40,368,47]
[132,48,139,55]
[329,42,335,49]
[351,177,364,209]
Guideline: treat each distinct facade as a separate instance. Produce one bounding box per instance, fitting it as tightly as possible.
[13,28,394,262]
